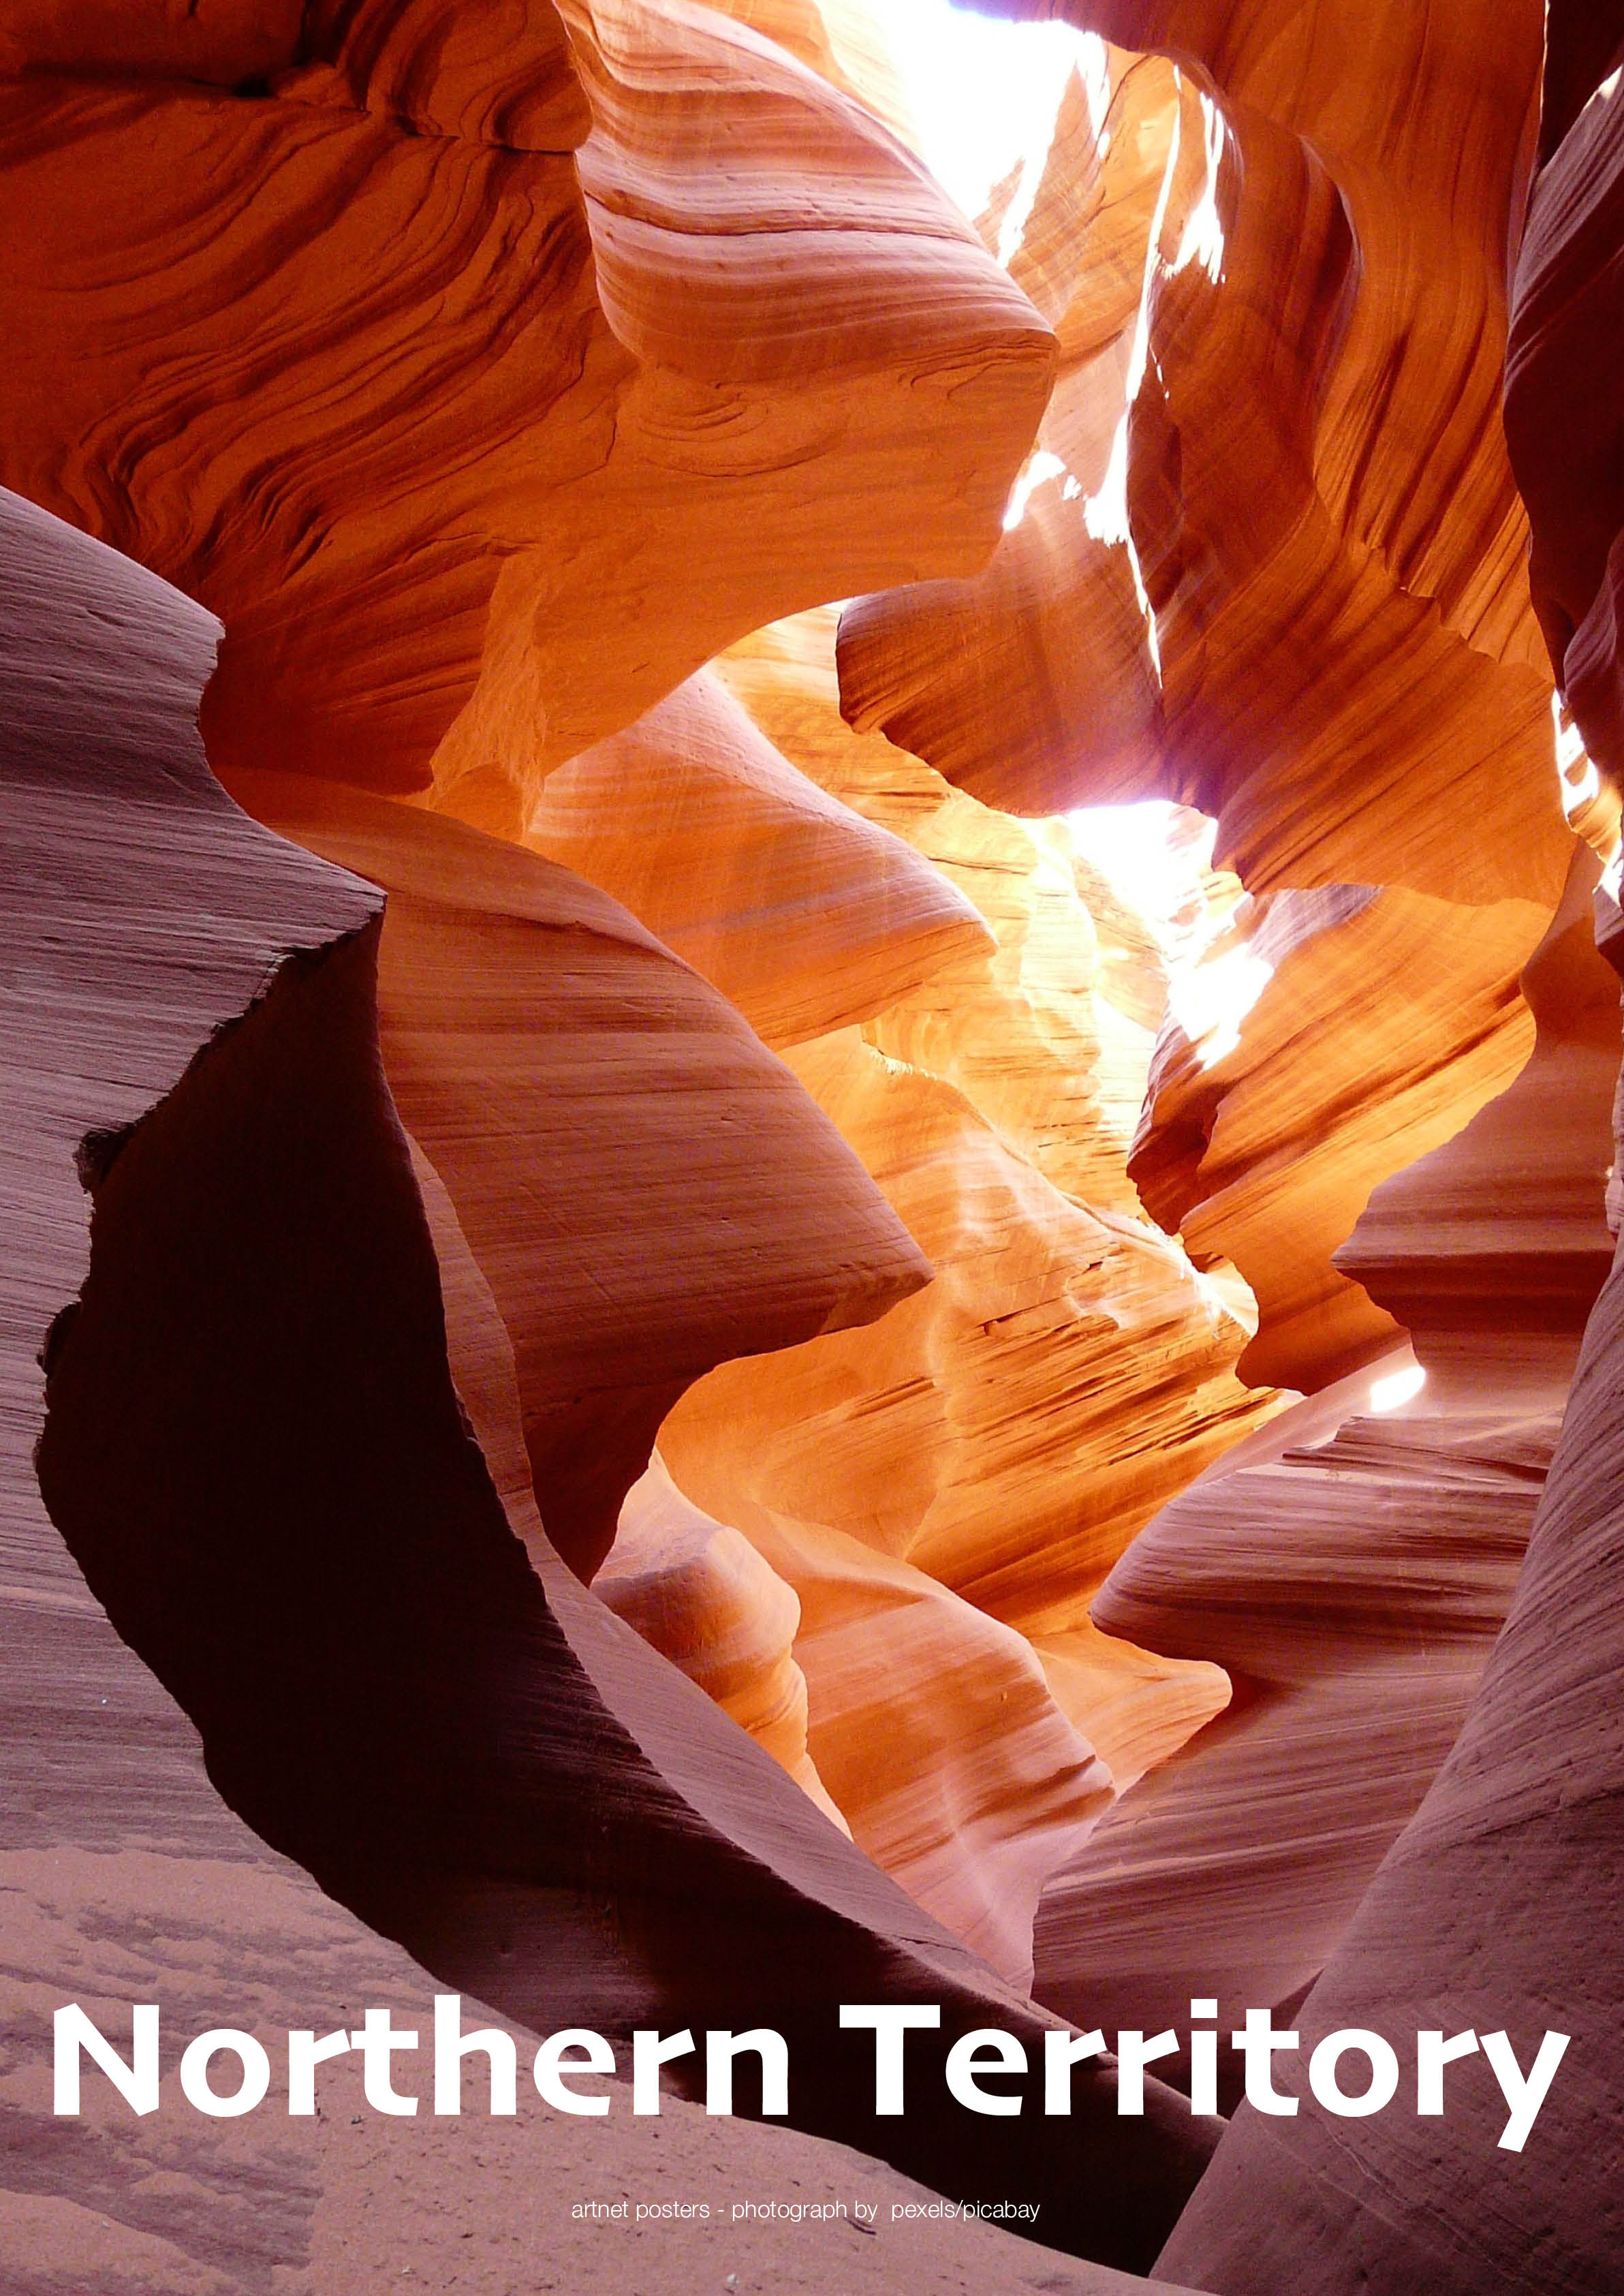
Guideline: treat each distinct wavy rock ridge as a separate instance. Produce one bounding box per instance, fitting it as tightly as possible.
[3,0,1623,2291]
[1,483,1213,2289]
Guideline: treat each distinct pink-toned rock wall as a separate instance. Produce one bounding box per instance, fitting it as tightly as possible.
[2,485,1215,2284]
[7,0,1624,2284]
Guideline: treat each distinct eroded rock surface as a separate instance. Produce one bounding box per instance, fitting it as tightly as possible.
[0,0,1052,820]
[839,0,1576,1395]
[3,486,1216,2283]
[6,0,1624,2285]
[224,766,928,1580]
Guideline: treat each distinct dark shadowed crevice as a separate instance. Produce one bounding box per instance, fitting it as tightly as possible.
[35,916,1215,2275]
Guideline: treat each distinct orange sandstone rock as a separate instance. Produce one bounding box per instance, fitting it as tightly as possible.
[1130,882,1548,1389]
[1034,1371,1549,2097]
[527,667,992,1047]
[597,1452,851,1831]
[1033,852,1619,2124]
[837,50,1176,817]
[225,769,928,1580]
[638,1478,1119,1989]
[698,0,918,144]
[839,5,1568,907]
[721,608,1176,1215]
[1159,1121,1624,2296]
[659,1020,1251,1966]
[0,0,1053,815]
[627,608,1265,1963]
[823,3,1574,1404]
[1337,843,1621,1397]
[420,0,1059,822]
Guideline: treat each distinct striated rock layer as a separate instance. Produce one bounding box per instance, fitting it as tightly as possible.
[1507,0,1624,789]
[1159,1138,1624,2296]
[223,765,928,1581]
[1033,770,1620,2148]
[647,609,1262,1974]
[3,488,1221,2280]
[526,666,993,1049]
[1151,18,1624,2282]
[837,0,1577,1398]
[1129,881,1548,1389]
[0,0,1052,826]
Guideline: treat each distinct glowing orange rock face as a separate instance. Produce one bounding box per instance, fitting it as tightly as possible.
[1338,846,1622,1393]
[527,667,993,1048]
[719,607,1191,1218]
[710,1498,1116,1990]
[1130,882,1546,1389]
[597,1451,852,1832]
[836,0,1576,1393]
[226,769,930,1581]
[655,1010,1249,1932]
[1030,856,1620,2162]
[668,1021,1262,1630]
[0,0,1052,815]
[837,49,1175,818]
[650,610,1264,1966]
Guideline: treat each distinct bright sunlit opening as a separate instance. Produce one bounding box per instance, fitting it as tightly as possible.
[1173,944,1274,1070]
[1369,1363,1426,1415]
[862,0,1096,225]
[1550,690,1622,864]
[1078,800,1211,926]
[868,3,1258,1070]
[1552,689,1595,813]
[1170,89,1227,285]
[1003,447,1067,531]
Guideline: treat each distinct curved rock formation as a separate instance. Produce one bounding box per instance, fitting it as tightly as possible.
[1507,7,1624,786]
[1158,1173,1624,2296]
[1337,843,1621,1397]
[1033,1363,1548,2104]
[597,1450,850,1828]
[587,604,1255,1970]
[5,487,1218,2282]
[1130,880,1548,1389]
[830,0,1575,1402]
[527,666,992,1046]
[837,46,1175,816]
[699,1499,1116,1989]
[1149,26,1624,2280]
[700,0,920,142]
[668,1022,1262,1626]
[223,765,927,1579]
[1032,836,1619,2144]
[721,612,1168,1208]
[0,0,1052,823]
[658,1015,1252,1969]
[839,0,1566,884]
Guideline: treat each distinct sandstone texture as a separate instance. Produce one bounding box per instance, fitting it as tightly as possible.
[4,0,1623,2289]
[1,484,1213,2285]
[0,0,1052,824]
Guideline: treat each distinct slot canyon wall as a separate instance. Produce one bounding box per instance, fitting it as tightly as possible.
[0,1,1619,2292]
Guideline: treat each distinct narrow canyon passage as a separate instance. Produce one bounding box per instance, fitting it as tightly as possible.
[0,2,1619,2293]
